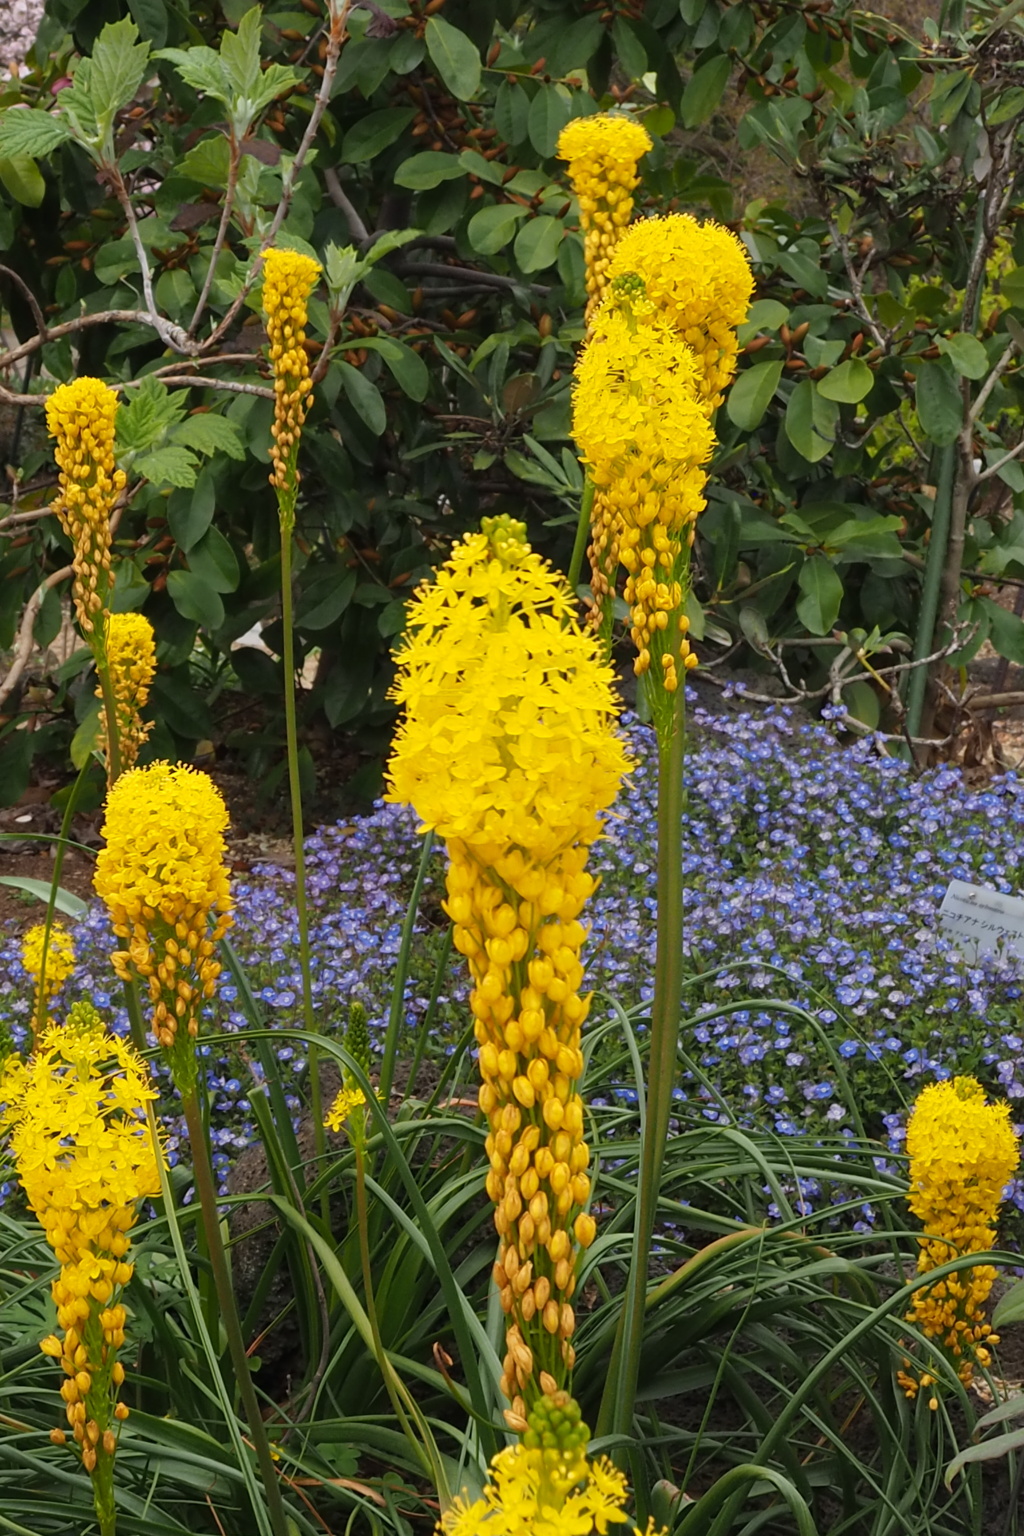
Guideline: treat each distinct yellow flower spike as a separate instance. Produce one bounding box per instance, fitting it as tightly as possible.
[96,612,156,772]
[897,1076,1019,1400]
[607,213,754,411]
[261,246,322,524]
[387,518,630,1403]
[20,922,75,1034]
[2,1002,161,1522]
[556,114,653,324]
[44,378,125,642]
[93,762,232,1091]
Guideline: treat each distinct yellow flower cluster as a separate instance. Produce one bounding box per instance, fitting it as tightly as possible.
[556,114,652,322]
[573,282,715,698]
[898,1077,1019,1403]
[607,214,753,410]
[44,378,125,641]
[387,518,630,1414]
[96,612,156,772]
[21,921,75,1030]
[262,247,321,515]
[93,763,232,1089]
[441,1379,650,1536]
[1,1003,161,1483]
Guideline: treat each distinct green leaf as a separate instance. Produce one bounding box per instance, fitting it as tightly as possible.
[982,597,1024,665]
[736,298,788,345]
[514,215,563,273]
[167,471,216,552]
[353,337,429,401]
[424,16,481,101]
[681,54,731,128]
[93,235,139,283]
[937,332,989,380]
[154,265,195,318]
[156,46,229,103]
[173,412,245,460]
[776,247,828,297]
[117,376,188,454]
[70,709,103,770]
[0,876,87,917]
[528,83,572,157]
[177,133,232,187]
[946,1428,1024,1487]
[726,359,783,430]
[339,363,387,435]
[785,379,838,462]
[467,201,529,255]
[841,679,880,729]
[930,67,972,126]
[188,526,239,593]
[611,16,647,80]
[993,1279,1024,1330]
[816,357,874,403]
[0,108,72,159]
[296,565,357,629]
[127,0,169,49]
[916,360,962,446]
[394,150,464,189]
[88,17,151,134]
[0,154,45,206]
[1001,266,1024,308]
[220,5,262,98]
[796,555,843,634]
[494,79,530,145]
[134,444,199,488]
[166,568,224,628]
[343,107,416,164]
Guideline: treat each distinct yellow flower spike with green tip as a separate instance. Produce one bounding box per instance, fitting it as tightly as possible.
[262,246,322,527]
[44,378,125,643]
[21,922,75,1034]
[96,612,156,772]
[556,114,653,324]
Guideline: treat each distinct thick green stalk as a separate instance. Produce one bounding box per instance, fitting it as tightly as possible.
[903,445,955,744]
[566,477,595,598]
[379,830,434,1106]
[598,677,687,1442]
[278,522,325,1210]
[95,654,123,786]
[180,1089,292,1536]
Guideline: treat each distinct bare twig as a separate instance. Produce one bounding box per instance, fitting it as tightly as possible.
[0,505,57,532]
[153,374,274,398]
[105,164,197,355]
[0,565,72,709]
[0,263,47,345]
[826,218,887,349]
[398,259,552,296]
[0,310,191,376]
[189,140,244,338]
[968,691,1024,710]
[970,336,1019,423]
[323,166,370,245]
[975,434,1024,484]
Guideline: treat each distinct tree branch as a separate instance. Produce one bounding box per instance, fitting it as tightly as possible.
[153,374,274,398]
[970,336,1019,423]
[189,139,244,337]
[0,565,72,710]
[397,259,552,296]
[975,434,1024,483]
[324,166,370,245]
[105,163,197,355]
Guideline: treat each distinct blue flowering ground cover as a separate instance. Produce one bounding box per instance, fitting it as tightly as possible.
[2,696,1024,1213]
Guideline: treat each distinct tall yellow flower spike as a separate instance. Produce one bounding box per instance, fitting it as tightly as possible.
[96,612,157,772]
[557,114,652,324]
[1,1002,162,1531]
[44,378,126,641]
[93,762,232,1092]
[607,214,754,411]
[262,247,322,523]
[898,1076,1019,1404]
[21,921,75,1033]
[388,517,631,1421]
[573,278,715,733]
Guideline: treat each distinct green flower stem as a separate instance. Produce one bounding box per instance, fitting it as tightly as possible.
[566,477,595,598]
[598,674,687,1445]
[379,830,434,1106]
[180,1088,292,1536]
[278,516,327,1218]
[91,1456,116,1536]
[95,653,123,786]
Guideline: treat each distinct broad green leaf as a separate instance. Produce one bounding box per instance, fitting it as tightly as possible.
[842,679,880,729]
[353,337,429,401]
[0,154,45,206]
[736,298,788,344]
[993,1279,1024,1329]
[611,16,647,80]
[157,45,229,102]
[796,555,843,634]
[220,5,262,98]
[982,597,1024,665]
[339,363,387,434]
[134,444,199,488]
[88,17,151,133]
[494,79,530,145]
[915,360,962,446]
[946,1428,1024,1486]
[776,246,828,297]
[986,85,1024,126]
[173,412,245,460]
[70,709,103,770]
[394,150,463,189]
[930,67,972,126]
[785,379,838,462]
[467,201,529,256]
[726,359,783,430]
[681,54,731,128]
[167,471,216,552]
[1001,266,1024,307]
[514,215,563,273]
[296,565,357,629]
[424,16,481,101]
[93,235,139,283]
[154,266,195,318]
[342,107,415,164]
[117,376,188,454]
[0,876,87,916]
[178,133,232,187]
[816,357,874,403]
[527,83,572,157]
[188,526,239,593]
[937,332,989,380]
[127,0,169,49]
[0,108,72,159]
[166,568,224,628]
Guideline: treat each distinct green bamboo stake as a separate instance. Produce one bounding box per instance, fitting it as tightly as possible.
[566,477,595,598]
[903,445,955,745]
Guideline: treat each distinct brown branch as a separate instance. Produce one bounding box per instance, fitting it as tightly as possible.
[0,263,47,345]
[0,309,188,376]
[0,565,72,709]
[153,374,274,398]
[324,166,370,245]
[968,691,1024,711]
[189,138,243,338]
[398,259,552,296]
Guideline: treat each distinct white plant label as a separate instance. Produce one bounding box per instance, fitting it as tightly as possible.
[938,879,1024,964]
